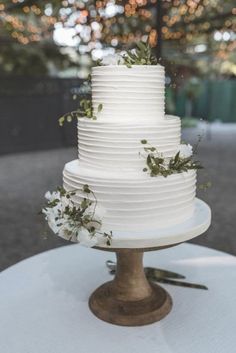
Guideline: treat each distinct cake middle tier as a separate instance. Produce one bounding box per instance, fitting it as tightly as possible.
[78,115,181,170]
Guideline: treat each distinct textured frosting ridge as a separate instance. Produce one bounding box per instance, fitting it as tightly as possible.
[63,160,196,231]
[77,115,181,170]
[92,65,165,122]
[62,65,197,233]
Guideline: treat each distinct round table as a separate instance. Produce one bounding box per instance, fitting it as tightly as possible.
[0,243,236,353]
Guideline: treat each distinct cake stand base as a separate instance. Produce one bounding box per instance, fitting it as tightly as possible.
[89,249,172,326]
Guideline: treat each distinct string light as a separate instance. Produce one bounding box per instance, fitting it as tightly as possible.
[0,0,235,74]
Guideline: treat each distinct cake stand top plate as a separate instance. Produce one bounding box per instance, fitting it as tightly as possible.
[97,198,211,250]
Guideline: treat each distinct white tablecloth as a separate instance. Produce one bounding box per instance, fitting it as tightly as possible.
[0,244,236,353]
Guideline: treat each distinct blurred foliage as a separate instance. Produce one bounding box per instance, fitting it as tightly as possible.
[0,0,236,76]
[182,77,203,117]
[183,77,203,101]
[0,42,73,75]
[181,117,198,128]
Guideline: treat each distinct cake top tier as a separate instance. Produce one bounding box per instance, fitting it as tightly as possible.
[92,64,164,72]
[92,64,165,123]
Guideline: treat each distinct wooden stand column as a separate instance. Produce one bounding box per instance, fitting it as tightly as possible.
[89,249,172,326]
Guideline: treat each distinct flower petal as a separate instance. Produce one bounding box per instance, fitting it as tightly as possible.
[77,227,98,247]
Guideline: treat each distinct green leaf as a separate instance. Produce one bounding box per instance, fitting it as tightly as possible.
[58,116,65,126]
[137,41,146,52]
[141,138,204,178]
[122,41,158,66]
[97,103,103,113]
[154,157,164,164]
[81,199,88,209]
[174,151,180,164]
[83,184,90,193]
[147,154,152,167]
[96,59,102,66]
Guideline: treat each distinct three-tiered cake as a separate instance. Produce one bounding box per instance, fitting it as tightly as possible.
[41,57,211,326]
[62,64,197,236]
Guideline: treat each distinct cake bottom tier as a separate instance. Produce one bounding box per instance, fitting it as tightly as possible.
[63,160,196,232]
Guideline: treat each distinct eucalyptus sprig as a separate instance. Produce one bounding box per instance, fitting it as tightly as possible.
[123,41,158,68]
[198,181,212,191]
[169,151,203,173]
[96,59,103,66]
[59,99,103,126]
[141,140,203,178]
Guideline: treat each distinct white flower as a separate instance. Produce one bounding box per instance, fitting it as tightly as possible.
[83,204,106,231]
[93,205,106,220]
[61,194,71,208]
[47,213,61,234]
[42,205,63,234]
[101,53,124,66]
[77,227,98,247]
[44,191,52,200]
[43,191,65,234]
[178,144,193,158]
[58,224,78,242]
[43,188,108,247]
[44,191,60,202]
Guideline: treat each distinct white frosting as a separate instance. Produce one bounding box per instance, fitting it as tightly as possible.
[63,160,196,232]
[92,65,165,122]
[78,115,181,170]
[62,64,197,235]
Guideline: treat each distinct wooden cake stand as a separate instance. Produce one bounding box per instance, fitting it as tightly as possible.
[89,199,211,326]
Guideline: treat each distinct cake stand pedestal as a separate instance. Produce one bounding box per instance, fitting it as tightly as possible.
[89,198,211,326]
[89,245,174,326]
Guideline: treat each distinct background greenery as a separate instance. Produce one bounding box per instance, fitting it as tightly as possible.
[0,0,236,127]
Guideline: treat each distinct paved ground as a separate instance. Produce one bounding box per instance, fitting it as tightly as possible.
[0,123,236,271]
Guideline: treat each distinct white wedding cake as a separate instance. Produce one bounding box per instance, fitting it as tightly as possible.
[62,64,197,235]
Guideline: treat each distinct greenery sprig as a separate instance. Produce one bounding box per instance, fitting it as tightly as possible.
[96,59,103,66]
[141,140,203,178]
[198,181,212,191]
[42,185,112,246]
[123,41,158,67]
[59,99,103,126]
